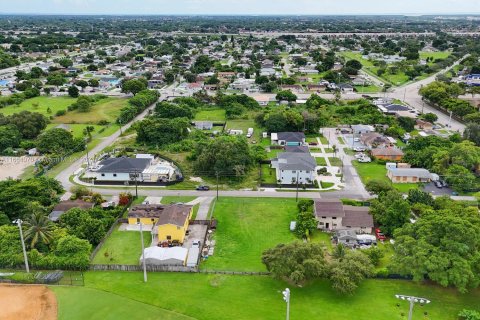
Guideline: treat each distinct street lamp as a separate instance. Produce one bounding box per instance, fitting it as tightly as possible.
[13,219,29,273]
[395,294,431,320]
[282,288,290,320]
[138,221,147,282]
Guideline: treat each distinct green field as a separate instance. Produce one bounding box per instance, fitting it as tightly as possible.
[194,108,226,121]
[0,96,76,116]
[52,271,480,320]
[0,96,129,124]
[354,85,381,93]
[316,157,327,166]
[54,98,129,124]
[92,226,152,265]
[352,161,420,193]
[201,197,297,271]
[52,286,191,320]
[225,119,262,141]
[419,51,451,62]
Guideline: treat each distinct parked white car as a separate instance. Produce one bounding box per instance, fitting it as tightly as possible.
[358,157,372,163]
[353,146,366,152]
[354,153,367,159]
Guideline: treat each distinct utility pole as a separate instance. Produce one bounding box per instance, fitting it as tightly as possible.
[395,295,431,320]
[14,219,29,273]
[448,110,453,128]
[216,172,219,200]
[295,171,299,202]
[134,170,139,199]
[85,140,91,169]
[282,288,290,320]
[139,222,147,282]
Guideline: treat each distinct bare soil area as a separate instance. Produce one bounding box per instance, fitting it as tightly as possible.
[0,284,57,320]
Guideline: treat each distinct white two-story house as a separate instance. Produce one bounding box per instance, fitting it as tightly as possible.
[270,152,316,185]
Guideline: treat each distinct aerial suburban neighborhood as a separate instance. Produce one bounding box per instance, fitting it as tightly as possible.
[1,2,480,320]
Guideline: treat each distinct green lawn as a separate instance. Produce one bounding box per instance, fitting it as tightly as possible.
[328,157,342,167]
[319,136,329,145]
[161,196,197,204]
[54,97,129,124]
[225,118,262,141]
[316,157,327,166]
[320,181,335,189]
[261,164,277,184]
[0,96,76,116]
[45,123,105,138]
[309,230,333,251]
[52,286,191,320]
[92,226,152,265]
[419,51,451,62]
[354,85,381,93]
[201,197,297,271]
[194,108,226,121]
[51,271,480,320]
[352,161,420,193]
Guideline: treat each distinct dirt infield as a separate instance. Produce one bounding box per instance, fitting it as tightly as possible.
[0,284,57,320]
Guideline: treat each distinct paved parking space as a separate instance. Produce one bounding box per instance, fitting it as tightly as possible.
[424,182,454,196]
[342,134,367,150]
[183,225,208,249]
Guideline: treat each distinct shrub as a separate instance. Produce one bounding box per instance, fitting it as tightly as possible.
[55,109,66,116]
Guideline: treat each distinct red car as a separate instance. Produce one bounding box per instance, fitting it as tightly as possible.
[375,228,386,241]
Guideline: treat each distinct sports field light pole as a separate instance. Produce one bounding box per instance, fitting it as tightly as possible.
[282,288,291,320]
[138,222,147,282]
[13,219,29,273]
[395,294,431,320]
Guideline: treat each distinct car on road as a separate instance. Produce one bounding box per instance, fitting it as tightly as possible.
[375,228,386,241]
[196,185,210,191]
[354,138,360,142]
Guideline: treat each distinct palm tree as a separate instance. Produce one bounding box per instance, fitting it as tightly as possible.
[333,243,347,261]
[23,211,54,248]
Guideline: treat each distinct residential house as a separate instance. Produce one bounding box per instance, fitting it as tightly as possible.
[306,84,327,92]
[49,199,95,222]
[314,199,373,234]
[271,132,306,146]
[360,132,391,149]
[284,145,310,153]
[194,121,213,130]
[415,119,434,131]
[387,168,433,183]
[253,94,271,106]
[270,152,316,185]
[351,124,375,135]
[339,83,354,93]
[128,204,193,244]
[371,147,404,161]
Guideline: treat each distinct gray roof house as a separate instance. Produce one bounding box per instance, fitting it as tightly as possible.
[284,145,310,153]
[335,229,358,246]
[271,132,306,146]
[270,152,316,185]
[314,199,374,233]
[91,157,152,182]
[49,199,95,222]
[194,121,213,130]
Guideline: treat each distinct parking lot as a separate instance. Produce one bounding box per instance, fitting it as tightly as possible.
[424,182,454,196]
[342,134,367,150]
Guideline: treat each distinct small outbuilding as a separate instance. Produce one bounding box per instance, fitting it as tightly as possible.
[140,247,188,266]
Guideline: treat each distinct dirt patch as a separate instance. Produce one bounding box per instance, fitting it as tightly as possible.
[0,284,57,320]
[0,156,40,180]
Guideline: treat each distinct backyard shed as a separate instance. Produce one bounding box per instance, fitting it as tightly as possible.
[140,247,188,266]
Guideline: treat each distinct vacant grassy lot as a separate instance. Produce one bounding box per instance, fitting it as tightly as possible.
[54,271,480,320]
[316,157,327,166]
[92,226,152,265]
[354,85,381,93]
[261,164,277,184]
[352,161,419,193]
[194,108,226,121]
[54,98,129,124]
[328,157,342,167]
[0,96,76,116]
[52,286,190,320]
[225,119,262,141]
[419,51,451,61]
[201,197,297,271]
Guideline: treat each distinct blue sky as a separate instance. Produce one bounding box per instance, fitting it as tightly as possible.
[2,0,480,15]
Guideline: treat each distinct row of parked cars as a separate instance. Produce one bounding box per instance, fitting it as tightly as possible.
[433,180,448,188]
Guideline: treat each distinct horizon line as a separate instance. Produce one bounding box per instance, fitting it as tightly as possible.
[0,13,480,17]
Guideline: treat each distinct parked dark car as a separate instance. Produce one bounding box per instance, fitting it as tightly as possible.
[434,180,443,188]
[440,180,448,188]
[196,185,210,191]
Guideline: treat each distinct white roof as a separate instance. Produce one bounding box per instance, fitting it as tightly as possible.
[271,133,278,140]
[142,165,173,175]
[141,247,188,262]
[136,154,154,159]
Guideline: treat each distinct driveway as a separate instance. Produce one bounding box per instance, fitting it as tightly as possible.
[424,182,454,196]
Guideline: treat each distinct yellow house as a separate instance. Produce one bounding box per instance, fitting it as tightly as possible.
[128,204,193,244]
